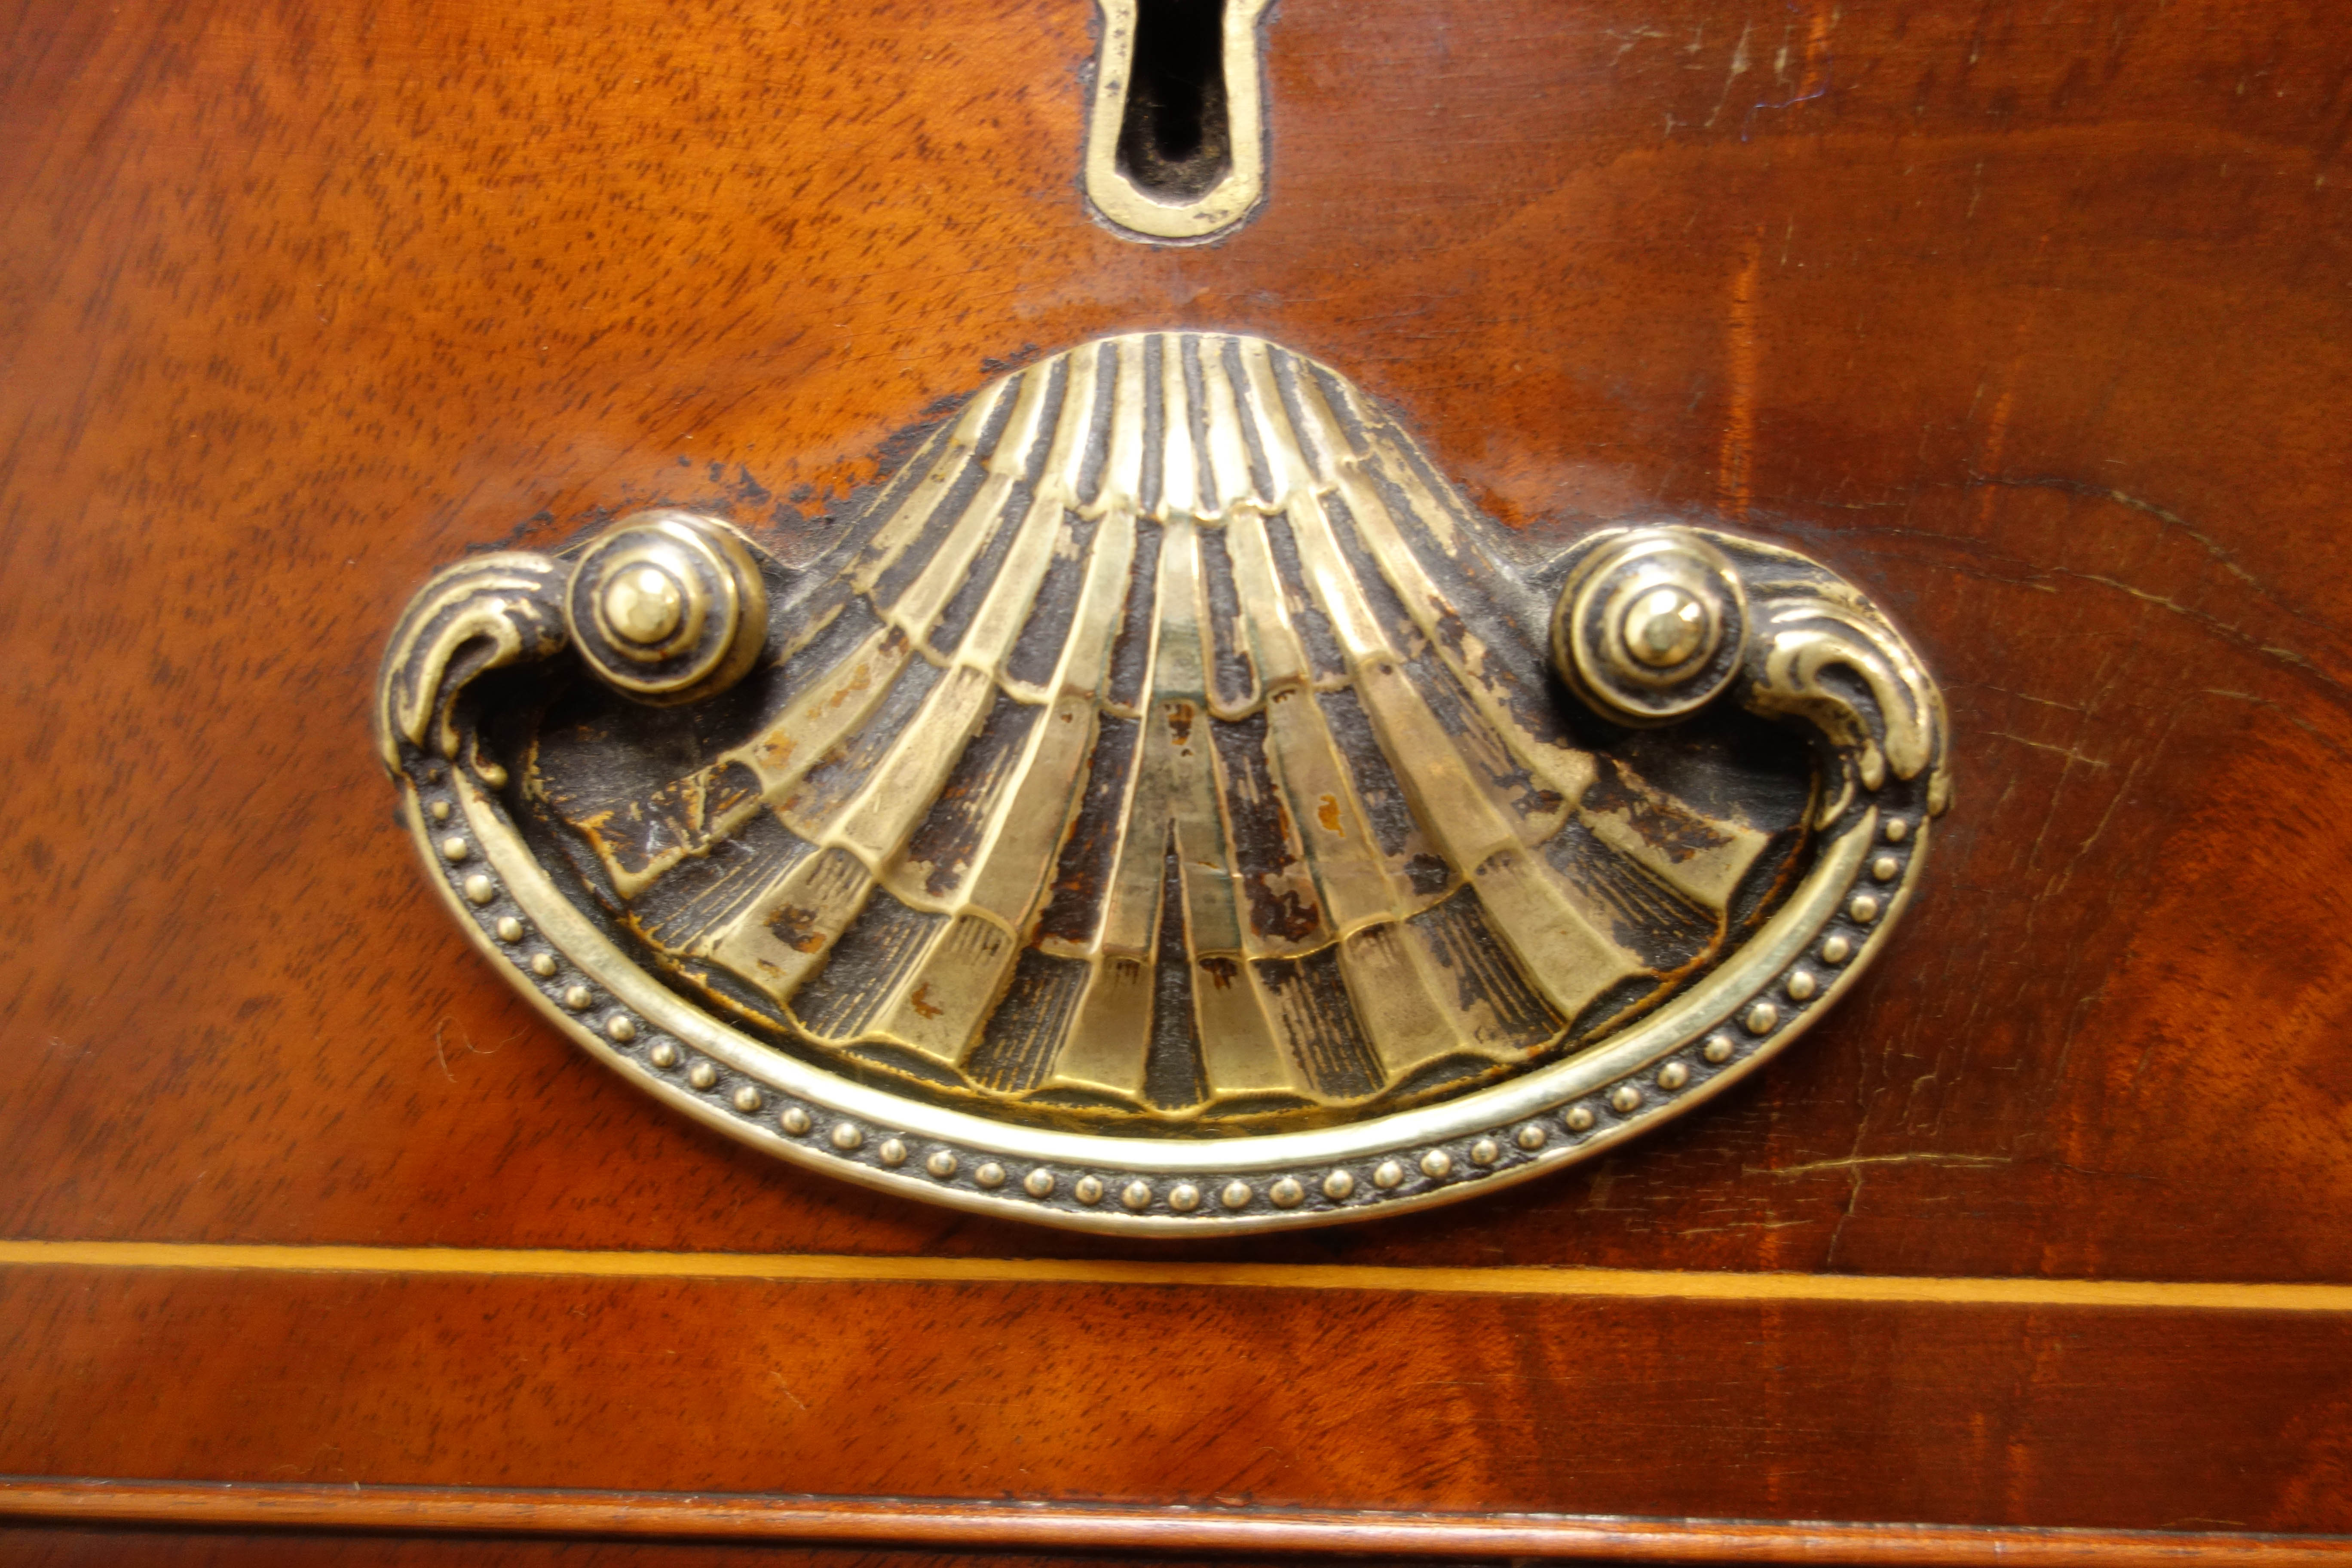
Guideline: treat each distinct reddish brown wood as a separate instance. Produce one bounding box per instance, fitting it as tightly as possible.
[0,1539,1508,1568]
[3,1537,979,1568]
[6,1542,1136,1568]
[5,0,2352,1549]
[2,1268,2350,1533]
[6,0,2352,1281]
[5,1482,2352,1566]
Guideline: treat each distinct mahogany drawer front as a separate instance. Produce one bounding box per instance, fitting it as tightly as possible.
[4,0,2350,1558]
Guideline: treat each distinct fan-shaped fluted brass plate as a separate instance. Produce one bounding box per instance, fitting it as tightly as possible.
[378,333,1949,1231]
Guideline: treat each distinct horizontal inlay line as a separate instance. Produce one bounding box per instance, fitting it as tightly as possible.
[2,1479,2349,1563]
[0,1240,2346,1312]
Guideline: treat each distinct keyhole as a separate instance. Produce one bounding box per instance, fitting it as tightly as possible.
[1116,0,1232,201]
[1085,0,1273,242]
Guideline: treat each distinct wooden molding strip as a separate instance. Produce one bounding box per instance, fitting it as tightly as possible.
[2,1479,2348,1563]
[2,1239,2350,1312]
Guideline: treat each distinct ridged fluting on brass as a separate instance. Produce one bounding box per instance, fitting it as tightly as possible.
[524,334,1790,1124]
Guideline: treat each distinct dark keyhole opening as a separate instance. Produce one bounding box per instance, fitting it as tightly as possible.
[1115,0,1233,201]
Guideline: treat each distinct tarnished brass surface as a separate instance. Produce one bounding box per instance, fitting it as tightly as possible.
[376,332,1950,1231]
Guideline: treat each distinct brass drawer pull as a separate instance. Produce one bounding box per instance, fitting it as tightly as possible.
[378,332,1949,1231]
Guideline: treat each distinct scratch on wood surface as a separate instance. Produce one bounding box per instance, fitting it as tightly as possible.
[2057,568,2352,703]
[1967,683,2086,714]
[1796,3,1832,98]
[1717,232,1761,520]
[1670,1218,1819,1237]
[1759,2,1835,126]
[1702,20,1752,128]
[2201,686,2352,766]
[1972,473,2270,597]
[1977,388,2015,528]
[1984,731,2113,769]
[1755,1152,2012,1180]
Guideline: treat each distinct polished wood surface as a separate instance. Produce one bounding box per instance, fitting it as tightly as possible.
[15,1239,2352,1309]
[10,1484,2352,1568]
[8,1266,2352,1530]
[5,0,2351,1553]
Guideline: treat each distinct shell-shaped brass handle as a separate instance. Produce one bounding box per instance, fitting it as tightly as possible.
[376,332,1951,1232]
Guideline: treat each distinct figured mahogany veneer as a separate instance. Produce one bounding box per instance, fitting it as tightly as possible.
[6,1487,2352,1567]
[4,0,2351,1556]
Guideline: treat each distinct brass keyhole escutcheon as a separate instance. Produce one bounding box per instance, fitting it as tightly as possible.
[1085,0,1274,242]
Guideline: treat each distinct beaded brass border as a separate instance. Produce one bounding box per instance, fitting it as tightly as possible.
[391,743,1918,1234]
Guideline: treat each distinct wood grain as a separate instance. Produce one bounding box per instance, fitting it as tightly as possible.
[3,1267,2351,1531]
[7,0,2351,1282]
[7,1484,2352,1566]
[10,1239,2352,1311]
[6,1542,1183,1568]
[6,0,2352,1546]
